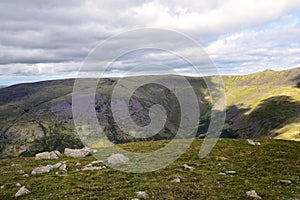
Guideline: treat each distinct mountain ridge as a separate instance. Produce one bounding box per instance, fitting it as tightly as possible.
[0,67,299,157]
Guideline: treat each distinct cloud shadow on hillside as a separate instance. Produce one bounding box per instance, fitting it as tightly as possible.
[224,95,300,138]
[291,74,300,88]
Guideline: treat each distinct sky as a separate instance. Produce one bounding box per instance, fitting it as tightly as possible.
[0,0,300,85]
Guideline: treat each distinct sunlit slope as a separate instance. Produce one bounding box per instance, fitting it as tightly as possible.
[223,67,300,140]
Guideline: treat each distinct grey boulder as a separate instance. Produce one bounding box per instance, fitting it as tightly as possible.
[15,186,30,197]
[31,165,52,175]
[64,147,97,158]
[31,162,62,175]
[107,153,129,165]
[246,190,262,199]
[35,150,62,160]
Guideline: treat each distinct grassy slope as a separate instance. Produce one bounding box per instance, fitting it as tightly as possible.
[224,68,300,141]
[0,139,299,199]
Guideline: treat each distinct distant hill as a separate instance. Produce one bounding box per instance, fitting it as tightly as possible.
[0,67,299,157]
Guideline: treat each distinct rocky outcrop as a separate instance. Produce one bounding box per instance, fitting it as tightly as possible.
[64,147,97,158]
[35,150,62,160]
[31,162,63,175]
[31,165,52,175]
[107,153,129,166]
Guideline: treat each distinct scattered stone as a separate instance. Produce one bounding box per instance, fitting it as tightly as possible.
[0,185,4,189]
[247,139,261,146]
[31,162,63,175]
[136,191,148,198]
[75,162,81,166]
[183,164,195,171]
[246,190,262,199]
[81,166,105,171]
[23,174,29,177]
[90,160,103,165]
[51,162,62,169]
[31,165,52,175]
[59,163,67,172]
[292,198,299,200]
[131,199,139,200]
[35,150,62,160]
[170,178,181,183]
[15,183,21,187]
[86,160,104,167]
[219,172,227,176]
[15,186,31,197]
[16,169,24,173]
[55,172,68,177]
[225,171,237,174]
[279,179,292,184]
[216,156,228,161]
[107,153,129,165]
[64,147,97,158]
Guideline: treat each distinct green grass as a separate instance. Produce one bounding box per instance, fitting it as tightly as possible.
[0,139,299,199]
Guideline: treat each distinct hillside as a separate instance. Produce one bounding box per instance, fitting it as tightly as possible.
[0,139,299,199]
[0,67,299,157]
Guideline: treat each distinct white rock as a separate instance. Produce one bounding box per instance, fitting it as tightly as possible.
[136,191,148,198]
[75,162,81,166]
[35,150,62,160]
[64,147,97,158]
[52,162,62,169]
[15,186,31,197]
[15,183,21,187]
[59,163,67,172]
[86,160,104,167]
[23,174,29,177]
[90,160,103,165]
[247,139,261,146]
[279,179,292,184]
[31,165,52,175]
[170,178,181,183]
[55,172,68,177]
[183,164,195,170]
[81,166,104,171]
[246,190,262,199]
[225,171,236,174]
[0,185,4,189]
[219,172,227,176]
[107,153,129,165]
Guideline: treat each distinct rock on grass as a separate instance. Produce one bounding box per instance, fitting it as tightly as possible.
[246,190,262,199]
[15,186,30,197]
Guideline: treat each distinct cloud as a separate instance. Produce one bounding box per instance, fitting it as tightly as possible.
[0,0,300,84]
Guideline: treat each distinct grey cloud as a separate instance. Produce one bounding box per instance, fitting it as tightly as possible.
[0,0,299,83]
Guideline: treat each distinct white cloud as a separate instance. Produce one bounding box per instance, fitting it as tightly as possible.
[0,0,300,84]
